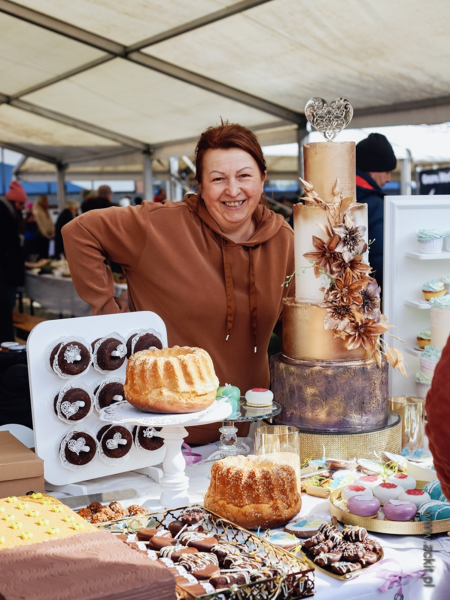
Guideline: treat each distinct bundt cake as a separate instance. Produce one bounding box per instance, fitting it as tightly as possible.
[124,346,219,413]
[204,454,301,530]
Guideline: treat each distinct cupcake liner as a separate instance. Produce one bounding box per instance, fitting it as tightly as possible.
[59,429,98,471]
[46,336,91,380]
[418,238,443,254]
[93,377,125,413]
[97,424,133,466]
[55,381,94,424]
[415,381,431,399]
[92,332,127,375]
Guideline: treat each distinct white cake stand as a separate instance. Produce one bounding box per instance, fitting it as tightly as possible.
[99,400,232,509]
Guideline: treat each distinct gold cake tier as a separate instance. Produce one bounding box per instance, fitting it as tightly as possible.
[282,297,372,361]
[304,141,356,203]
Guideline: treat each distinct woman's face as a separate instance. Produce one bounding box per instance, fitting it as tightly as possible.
[199,148,265,234]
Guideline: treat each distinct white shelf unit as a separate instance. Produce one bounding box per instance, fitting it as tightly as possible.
[384,196,450,397]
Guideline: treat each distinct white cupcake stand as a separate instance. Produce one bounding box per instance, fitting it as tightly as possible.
[27,312,231,508]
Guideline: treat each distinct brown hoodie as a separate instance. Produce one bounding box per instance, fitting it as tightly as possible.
[63,195,294,442]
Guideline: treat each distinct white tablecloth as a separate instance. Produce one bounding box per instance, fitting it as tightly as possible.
[45,438,447,599]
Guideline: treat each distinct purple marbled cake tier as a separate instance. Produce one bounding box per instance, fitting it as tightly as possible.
[270,353,389,433]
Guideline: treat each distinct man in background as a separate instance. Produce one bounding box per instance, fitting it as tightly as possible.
[81,185,112,212]
[356,133,397,291]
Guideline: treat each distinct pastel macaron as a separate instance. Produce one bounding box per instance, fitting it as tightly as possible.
[386,473,416,491]
[383,499,417,521]
[356,475,383,490]
[398,489,431,508]
[373,483,403,504]
[347,493,381,517]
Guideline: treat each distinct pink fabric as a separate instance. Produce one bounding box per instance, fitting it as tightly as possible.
[5,181,27,204]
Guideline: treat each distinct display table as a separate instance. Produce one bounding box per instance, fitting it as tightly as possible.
[50,437,446,600]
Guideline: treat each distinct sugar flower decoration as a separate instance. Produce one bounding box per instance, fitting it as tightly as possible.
[303,234,340,276]
[333,213,367,262]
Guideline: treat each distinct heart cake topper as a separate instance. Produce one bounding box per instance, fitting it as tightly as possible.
[305,97,353,141]
[67,437,90,455]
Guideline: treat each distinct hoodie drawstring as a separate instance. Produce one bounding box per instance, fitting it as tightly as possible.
[222,238,258,353]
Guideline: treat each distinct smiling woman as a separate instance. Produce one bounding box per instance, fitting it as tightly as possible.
[63,121,295,444]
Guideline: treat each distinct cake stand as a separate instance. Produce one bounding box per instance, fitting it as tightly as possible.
[99,400,232,509]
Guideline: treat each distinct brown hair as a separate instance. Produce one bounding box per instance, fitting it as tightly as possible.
[195,120,268,205]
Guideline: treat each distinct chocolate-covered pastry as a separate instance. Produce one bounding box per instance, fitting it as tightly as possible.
[178,531,208,545]
[126,332,163,358]
[61,431,96,467]
[360,551,378,566]
[210,543,240,564]
[178,552,219,572]
[136,528,161,541]
[327,530,344,547]
[98,425,133,459]
[181,508,204,525]
[314,550,342,566]
[54,388,91,421]
[128,505,147,516]
[309,541,334,556]
[210,573,250,589]
[51,341,90,376]
[343,526,368,543]
[149,536,176,551]
[318,523,340,539]
[331,561,362,575]
[302,533,325,549]
[187,536,218,552]
[159,545,199,562]
[133,426,164,451]
[364,538,382,553]
[93,337,126,371]
[95,382,124,409]
[87,502,103,514]
[341,543,366,562]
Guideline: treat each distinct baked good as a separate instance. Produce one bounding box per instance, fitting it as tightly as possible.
[383,499,417,521]
[442,275,450,293]
[97,425,133,461]
[204,454,301,530]
[92,335,127,372]
[386,473,416,490]
[50,340,90,377]
[422,280,446,301]
[124,346,219,414]
[356,475,383,490]
[133,426,164,452]
[373,483,402,504]
[418,500,450,521]
[430,296,450,349]
[94,380,124,410]
[53,385,92,422]
[342,526,368,543]
[0,531,176,600]
[261,530,298,550]
[126,331,163,358]
[420,346,441,378]
[398,488,431,507]
[346,493,380,517]
[245,388,273,407]
[341,484,371,503]
[424,479,443,500]
[417,330,431,349]
[59,431,97,469]
[416,229,444,254]
[284,515,329,538]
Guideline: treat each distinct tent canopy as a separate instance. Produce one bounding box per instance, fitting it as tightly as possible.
[0,0,449,171]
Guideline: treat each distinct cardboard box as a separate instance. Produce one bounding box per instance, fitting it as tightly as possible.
[0,431,44,497]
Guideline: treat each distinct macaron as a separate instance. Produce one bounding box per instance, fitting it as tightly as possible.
[387,473,416,491]
[245,388,273,407]
[383,499,417,521]
[418,500,450,521]
[347,493,381,517]
[373,483,403,504]
[356,475,383,490]
[398,489,431,508]
[341,484,372,503]
[423,479,442,501]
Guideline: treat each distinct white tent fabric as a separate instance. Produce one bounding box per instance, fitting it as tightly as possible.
[0,0,450,171]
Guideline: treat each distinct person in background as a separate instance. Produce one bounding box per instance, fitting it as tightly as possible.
[54,200,80,258]
[96,184,112,209]
[153,188,166,203]
[134,195,143,205]
[0,181,27,341]
[32,195,55,259]
[81,190,98,213]
[23,208,38,261]
[355,133,397,291]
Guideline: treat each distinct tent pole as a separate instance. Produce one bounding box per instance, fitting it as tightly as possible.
[143,151,154,201]
[400,151,412,195]
[169,157,183,201]
[297,124,308,194]
[56,162,66,211]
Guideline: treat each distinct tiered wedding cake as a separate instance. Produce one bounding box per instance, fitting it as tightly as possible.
[272,98,405,434]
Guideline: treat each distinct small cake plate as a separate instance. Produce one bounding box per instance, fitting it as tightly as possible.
[329,485,450,535]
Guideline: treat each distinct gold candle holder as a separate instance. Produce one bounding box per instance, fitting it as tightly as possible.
[254,425,301,493]
[389,396,425,452]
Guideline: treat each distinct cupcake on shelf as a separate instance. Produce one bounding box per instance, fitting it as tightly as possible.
[420,346,442,380]
[415,370,432,399]
[422,280,446,301]
[441,275,450,294]
[416,229,444,254]
[429,296,450,350]
[92,333,127,373]
[416,330,431,350]
[49,339,91,378]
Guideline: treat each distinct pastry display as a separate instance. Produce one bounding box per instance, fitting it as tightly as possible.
[53,384,93,423]
[383,499,417,521]
[429,296,450,349]
[341,485,372,503]
[416,229,445,254]
[124,346,219,413]
[97,425,133,462]
[245,388,274,407]
[355,475,383,490]
[94,379,125,410]
[50,339,91,378]
[126,330,163,358]
[422,280,446,301]
[373,483,402,504]
[416,330,431,349]
[386,473,416,490]
[133,426,164,452]
[204,454,301,529]
[92,334,127,373]
[59,431,97,469]
[346,494,381,517]
[418,500,450,521]
[397,489,431,507]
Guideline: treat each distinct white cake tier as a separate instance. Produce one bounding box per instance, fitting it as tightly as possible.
[430,306,450,350]
[294,202,368,302]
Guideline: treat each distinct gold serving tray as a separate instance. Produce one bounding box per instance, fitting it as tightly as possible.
[329,485,450,536]
[93,504,315,600]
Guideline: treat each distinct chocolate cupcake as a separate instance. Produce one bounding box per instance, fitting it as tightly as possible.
[51,339,91,377]
[54,384,92,423]
[92,334,127,373]
[133,426,164,452]
[60,431,97,469]
[98,425,133,462]
[126,331,163,358]
[94,379,124,410]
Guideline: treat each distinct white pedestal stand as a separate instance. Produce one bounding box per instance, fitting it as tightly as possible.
[99,401,232,509]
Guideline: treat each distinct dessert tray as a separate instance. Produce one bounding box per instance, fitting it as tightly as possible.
[93,504,315,600]
[329,486,450,535]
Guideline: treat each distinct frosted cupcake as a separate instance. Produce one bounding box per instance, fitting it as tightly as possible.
[422,280,446,301]
[429,296,450,350]
[415,371,432,399]
[416,331,431,350]
[420,346,442,378]
[441,275,450,294]
[416,229,444,254]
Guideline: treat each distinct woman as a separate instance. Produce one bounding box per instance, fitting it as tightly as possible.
[54,200,80,258]
[63,122,295,443]
[33,195,55,259]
